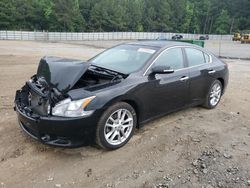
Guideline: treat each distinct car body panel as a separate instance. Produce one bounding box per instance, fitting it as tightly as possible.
[37,56,89,92]
[141,69,190,119]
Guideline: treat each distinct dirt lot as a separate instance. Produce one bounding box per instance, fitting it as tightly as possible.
[0,41,250,188]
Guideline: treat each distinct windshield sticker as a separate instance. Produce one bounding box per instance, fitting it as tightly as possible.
[138,48,156,54]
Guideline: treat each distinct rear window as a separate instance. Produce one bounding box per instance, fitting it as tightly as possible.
[185,48,205,67]
[204,53,210,63]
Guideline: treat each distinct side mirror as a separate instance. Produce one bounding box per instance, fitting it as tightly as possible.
[150,65,174,75]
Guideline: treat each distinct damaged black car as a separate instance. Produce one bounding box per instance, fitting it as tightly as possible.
[14,41,229,149]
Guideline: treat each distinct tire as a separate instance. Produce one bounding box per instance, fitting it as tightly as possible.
[95,102,137,150]
[203,80,223,109]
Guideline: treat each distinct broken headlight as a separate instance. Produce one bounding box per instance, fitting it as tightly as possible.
[51,96,96,117]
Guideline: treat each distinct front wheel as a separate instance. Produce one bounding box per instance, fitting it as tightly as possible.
[203,80,223,109]
[96,102,137,150]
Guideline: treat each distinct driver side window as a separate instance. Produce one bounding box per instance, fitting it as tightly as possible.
[153,48,184,70]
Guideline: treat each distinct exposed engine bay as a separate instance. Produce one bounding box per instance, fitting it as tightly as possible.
[73,66,124,89]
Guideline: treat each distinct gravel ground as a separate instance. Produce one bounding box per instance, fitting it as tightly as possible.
[0,41,249,188]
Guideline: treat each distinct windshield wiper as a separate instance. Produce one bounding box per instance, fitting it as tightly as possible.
[90,65,122,77]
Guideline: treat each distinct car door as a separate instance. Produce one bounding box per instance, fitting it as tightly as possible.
[184,47,215,105]
[142,47,190,118]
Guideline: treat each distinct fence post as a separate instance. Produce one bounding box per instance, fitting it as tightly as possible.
[219,35,222,57]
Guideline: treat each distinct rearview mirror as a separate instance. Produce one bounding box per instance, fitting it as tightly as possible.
[150,66,174,75]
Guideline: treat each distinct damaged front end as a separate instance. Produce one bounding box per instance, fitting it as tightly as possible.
[14,56,125,147]
[15,56,90,117]
[15,76,66,118]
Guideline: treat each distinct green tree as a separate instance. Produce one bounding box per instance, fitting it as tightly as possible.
[182,1,194,33]
[142,0,172,32]
[214,9,231,34]
[48,0,85,31]
[0,0,249,33]
[124,0,143,31]
[169,0,185,33]
[0,0,16,29]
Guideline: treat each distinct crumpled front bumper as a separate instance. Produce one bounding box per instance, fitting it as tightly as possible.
[15,90,100,148]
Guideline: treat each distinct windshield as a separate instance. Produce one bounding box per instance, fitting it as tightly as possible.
[89,44,156,74]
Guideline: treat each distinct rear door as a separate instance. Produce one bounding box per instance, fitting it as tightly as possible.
[184,47,214,104]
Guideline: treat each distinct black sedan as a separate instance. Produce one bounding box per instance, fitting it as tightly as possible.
[14,41,229,149]
[199,35,209,40]
[172,34,183,40]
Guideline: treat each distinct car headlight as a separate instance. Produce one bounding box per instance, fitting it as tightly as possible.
[51,96,96,117]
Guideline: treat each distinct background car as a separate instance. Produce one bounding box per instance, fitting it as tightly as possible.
[15,41,229,150]
[199,35,209,40]
[172,34,183,40]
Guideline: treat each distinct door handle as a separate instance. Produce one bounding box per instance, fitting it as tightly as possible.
[179,76,189,81]
[208,70,216,74]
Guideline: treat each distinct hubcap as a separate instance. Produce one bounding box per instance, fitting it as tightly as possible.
[104,109,133,145]
[210,83,222,106]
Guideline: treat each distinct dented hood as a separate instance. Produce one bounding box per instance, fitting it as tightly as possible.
[37,56,89,92]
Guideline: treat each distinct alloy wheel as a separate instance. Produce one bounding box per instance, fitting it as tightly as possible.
[104,109,133,146]
[210,83,222,106]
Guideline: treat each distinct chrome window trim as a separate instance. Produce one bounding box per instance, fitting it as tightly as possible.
[143,46,212,76]
[203,51,212,64]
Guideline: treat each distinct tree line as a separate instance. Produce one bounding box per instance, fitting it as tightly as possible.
[0,0,249,34]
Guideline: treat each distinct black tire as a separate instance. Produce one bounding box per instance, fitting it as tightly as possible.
[95,102,137,150]
[203,80,223,109]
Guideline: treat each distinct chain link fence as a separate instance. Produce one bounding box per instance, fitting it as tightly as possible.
[1,30,249,59]
[0,30,233,41]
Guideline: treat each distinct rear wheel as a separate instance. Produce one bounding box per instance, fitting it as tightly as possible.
[96,102,137,150]
[203,80,222,109]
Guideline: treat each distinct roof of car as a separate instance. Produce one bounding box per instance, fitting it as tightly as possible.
[127,40,195,49]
